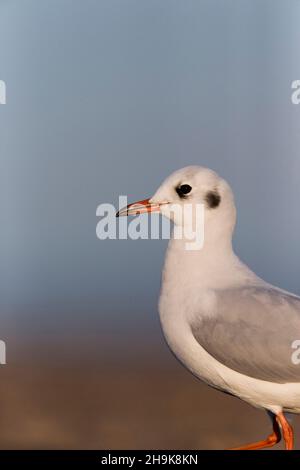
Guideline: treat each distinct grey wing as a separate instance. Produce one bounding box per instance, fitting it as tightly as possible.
[191,286,300,384]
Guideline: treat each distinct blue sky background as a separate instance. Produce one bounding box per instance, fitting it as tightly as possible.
[1,0,300,335]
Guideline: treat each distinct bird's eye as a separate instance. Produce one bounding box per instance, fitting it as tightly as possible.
[176,184,192,198]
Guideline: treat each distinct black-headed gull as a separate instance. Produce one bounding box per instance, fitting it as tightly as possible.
[117,166,300,450]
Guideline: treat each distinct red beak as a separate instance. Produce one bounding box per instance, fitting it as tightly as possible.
[116,198,161,217]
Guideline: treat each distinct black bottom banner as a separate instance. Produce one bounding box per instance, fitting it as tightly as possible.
[0,450,298,466]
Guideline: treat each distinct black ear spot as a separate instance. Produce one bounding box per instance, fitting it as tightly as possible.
[205,190,221,208]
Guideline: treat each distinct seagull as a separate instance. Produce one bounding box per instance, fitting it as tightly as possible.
[117,166,300,450]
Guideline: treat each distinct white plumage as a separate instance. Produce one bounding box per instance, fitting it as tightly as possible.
[118,166,300,449]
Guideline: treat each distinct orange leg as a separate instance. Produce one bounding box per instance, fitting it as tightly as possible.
[276,412,294,450]
[230,413,281,450]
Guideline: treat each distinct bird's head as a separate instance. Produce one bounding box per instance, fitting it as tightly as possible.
[117,166,236,245]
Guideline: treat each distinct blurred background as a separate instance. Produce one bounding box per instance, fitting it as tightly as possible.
[0,0,300,449]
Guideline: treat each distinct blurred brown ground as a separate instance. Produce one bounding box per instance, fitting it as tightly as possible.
[0,332,299,450]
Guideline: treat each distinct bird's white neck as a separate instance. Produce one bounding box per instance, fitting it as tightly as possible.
[161,223,256,294]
